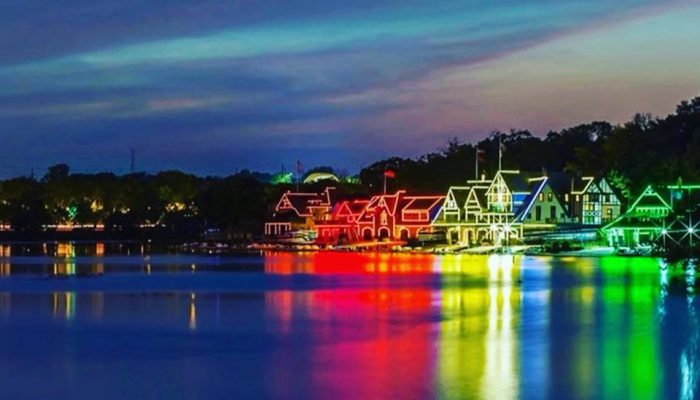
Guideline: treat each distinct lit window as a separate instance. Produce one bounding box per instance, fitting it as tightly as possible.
[380,211,388,226]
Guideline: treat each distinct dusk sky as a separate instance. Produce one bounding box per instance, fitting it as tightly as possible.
[1,0,699,178]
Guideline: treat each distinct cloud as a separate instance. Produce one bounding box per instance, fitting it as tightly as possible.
[0,0,696,177]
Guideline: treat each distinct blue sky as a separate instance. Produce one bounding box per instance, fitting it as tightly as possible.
[1,0,699,177]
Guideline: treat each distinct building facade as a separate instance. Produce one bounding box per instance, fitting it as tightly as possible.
[264,187,335,239]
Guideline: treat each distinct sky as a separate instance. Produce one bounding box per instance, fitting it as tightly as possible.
[1,0,700,178]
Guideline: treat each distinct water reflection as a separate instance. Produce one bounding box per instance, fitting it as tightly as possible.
[437,255,521,399]
[52,292,76,320]
[263,252,437,275]
[659,268,700,400]
[188,293,197,331]
[0,251,698,398]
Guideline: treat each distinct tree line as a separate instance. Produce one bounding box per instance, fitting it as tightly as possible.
[360,97,700,199]
[1,96,699,237]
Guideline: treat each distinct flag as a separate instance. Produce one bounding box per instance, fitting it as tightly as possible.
[476,148,486,162]
[384,170,396,178]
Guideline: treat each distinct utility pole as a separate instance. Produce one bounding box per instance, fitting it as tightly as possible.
[130,148,136,174]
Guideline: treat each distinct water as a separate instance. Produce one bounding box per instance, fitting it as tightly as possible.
[0,243,697,399]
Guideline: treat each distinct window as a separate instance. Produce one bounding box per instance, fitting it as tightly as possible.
[547,193,553,202]
[550,205,556,220]
[576,195,580,201]
[538,193,544,202]
[535,206,542,221]
[565,193,570,202]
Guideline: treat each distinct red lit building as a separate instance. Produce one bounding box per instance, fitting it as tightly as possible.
[317,191,444,243]
[315,199,369,244]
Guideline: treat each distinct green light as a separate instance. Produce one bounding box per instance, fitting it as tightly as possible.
[688,227,694,234]
[66,206,78,221]
[661,229,668,235]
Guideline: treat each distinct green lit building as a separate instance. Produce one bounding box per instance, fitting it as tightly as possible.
[602,182,700,247]
[601,185,672,247]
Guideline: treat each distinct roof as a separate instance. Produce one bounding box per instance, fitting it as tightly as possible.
[468,186,489,210]
[333,199,369,217]
[450,187,470,209]
[544,172,577,196]
[601,185,671,231]
[360,191,403,220]
[498,170,544,193]
[403,196,443,211]
[514,177,548,221]
[629,186,672,212]
[275,187,334,217]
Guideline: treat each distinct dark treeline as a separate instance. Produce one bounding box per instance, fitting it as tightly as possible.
[1,96,699,237]
[0,164,365,237]
[361,97,700,199]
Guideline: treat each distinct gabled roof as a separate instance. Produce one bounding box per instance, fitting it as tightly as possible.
[467,186,489,210]
[333,199,369,218]
[493,170,544,194]
[544,172,576,196]
[275,187,335,217]
[360,191,404,220]
[629,186,671,212]
[513,177,549,221]
[601,185,672,231]
[445,187,470,210]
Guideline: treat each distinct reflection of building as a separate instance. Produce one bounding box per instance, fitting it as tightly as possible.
[437,254,521,398]
[264,187,335,238]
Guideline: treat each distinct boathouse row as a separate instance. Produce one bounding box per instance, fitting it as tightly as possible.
[263,170,698,247]
[601,184,700,248]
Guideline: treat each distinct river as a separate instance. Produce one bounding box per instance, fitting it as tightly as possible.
[0,243,696,399]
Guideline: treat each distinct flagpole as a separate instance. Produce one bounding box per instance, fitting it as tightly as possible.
[383,171,387,195]
[498,136,502,171]
[475,149,478,180]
